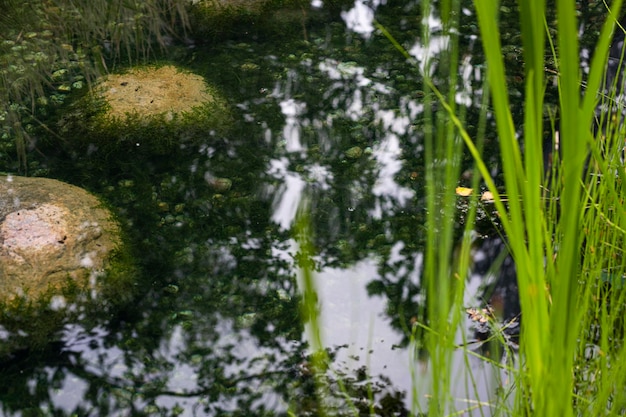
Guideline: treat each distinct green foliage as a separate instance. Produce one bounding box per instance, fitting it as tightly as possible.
[472,0,626,415]
[374,0,626,415]
[401,0,626,416]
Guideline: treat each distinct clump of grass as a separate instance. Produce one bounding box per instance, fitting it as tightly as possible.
[471,0,626,415]
[376,0,626,415]
[292,0,626,414]
[408,0,626,415]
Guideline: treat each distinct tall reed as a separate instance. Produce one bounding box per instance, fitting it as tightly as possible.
[380,0,626,415]
[378,0,485,412]
[418,0,478,414]
[296,0,626,414]
[446,0,626,415]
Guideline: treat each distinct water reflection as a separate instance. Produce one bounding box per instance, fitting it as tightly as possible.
[341,1,375,39]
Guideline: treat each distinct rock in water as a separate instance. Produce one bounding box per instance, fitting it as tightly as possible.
[0,175,121,302]
[59,64,233,155]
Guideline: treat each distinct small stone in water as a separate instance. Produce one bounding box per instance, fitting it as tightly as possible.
[208,177,232,192]
[237,313,257,328]
[345,146,363,159]
[172,310,193,320]
[163,284,179,294]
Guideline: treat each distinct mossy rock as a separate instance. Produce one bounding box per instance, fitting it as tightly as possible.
[58,65,233,154]
[0,176,137,357]
[189,0,319,40]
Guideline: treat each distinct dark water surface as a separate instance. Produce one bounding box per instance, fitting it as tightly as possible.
[0,0,613,416]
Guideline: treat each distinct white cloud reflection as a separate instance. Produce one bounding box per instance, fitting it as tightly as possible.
[279,99,307,152]
[268,157,305,230]
[341,1,376,38]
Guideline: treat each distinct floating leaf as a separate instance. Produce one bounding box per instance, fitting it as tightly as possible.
[51,69,67,80]
[455,186,473,197]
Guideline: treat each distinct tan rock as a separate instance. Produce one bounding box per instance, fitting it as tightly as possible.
[0,176,121,302]
[96,65,222,120]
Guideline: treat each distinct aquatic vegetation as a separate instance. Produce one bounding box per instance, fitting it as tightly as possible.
[376,0,626,415]
[0,0,190,170]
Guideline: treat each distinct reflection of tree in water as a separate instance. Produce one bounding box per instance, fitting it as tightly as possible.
[0,110,409,414]
[0,208,406,415]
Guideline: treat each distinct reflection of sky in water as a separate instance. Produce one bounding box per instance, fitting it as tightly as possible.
[408,14,448,77]
[57,319,296,416]
[310,259,417,402]
[279,99,307,152]
[261,2,506,413]
[341,1,376,39]
[371,112,415,219]
[287,244,511,414]
[268,157,305,230]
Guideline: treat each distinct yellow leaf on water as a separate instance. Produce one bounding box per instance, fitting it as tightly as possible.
[455,187,473,197]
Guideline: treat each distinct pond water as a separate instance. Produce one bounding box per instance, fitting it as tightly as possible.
[0,0,613,416]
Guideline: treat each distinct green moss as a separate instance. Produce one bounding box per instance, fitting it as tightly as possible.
[96,245,140,309]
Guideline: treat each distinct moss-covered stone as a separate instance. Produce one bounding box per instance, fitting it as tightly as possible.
[189,0,317,41]
[0,175,138,357]
[58,64,233,154]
